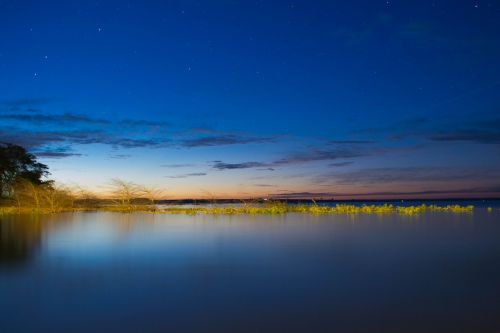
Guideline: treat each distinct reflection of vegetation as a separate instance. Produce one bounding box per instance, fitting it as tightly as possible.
[0,215,42,264]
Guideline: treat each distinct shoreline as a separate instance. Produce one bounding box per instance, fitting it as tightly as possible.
[0,203,477,216]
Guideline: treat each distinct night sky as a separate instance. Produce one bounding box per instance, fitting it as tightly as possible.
[1,0,499,199]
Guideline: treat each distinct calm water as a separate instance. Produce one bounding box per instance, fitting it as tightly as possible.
[1,204,500,333]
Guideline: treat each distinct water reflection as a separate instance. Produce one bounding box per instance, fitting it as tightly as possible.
[0,215,42,265]
[0,209,499,332]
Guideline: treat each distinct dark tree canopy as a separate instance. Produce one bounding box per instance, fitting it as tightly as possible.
[0,143,49,197]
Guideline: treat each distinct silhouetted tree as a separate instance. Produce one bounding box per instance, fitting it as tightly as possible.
[0,143,49,197]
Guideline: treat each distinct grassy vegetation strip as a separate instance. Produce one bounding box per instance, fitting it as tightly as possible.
[1,203,475,216]
[158,204,474,215]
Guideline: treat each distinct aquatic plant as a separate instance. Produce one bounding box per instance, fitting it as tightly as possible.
[146,203,474,216]
[0,202,476,216]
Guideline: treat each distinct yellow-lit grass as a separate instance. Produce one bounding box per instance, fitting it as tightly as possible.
[0,203,475,216]
[157,203,474,216]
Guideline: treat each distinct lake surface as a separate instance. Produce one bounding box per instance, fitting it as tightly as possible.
[1,203,500,333]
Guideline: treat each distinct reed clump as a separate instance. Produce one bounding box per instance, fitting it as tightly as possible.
[1,179,76,214]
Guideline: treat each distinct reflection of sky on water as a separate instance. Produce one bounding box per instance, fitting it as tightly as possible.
[1,208,499,332]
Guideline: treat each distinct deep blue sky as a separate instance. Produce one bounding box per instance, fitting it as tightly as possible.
[1,0,499,198]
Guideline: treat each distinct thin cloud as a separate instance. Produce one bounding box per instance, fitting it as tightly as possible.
[33,146,83,159]
[213,162,269,170]
[0,127,167,150]
[161,164,194,168]
[0,112,171,128]
[1,98,52,107]
[270,192,336,199]
[430,130,500,144]
[329,161,354,167]
[212,147,369,171]
[0,113,109,125]
[253,184,278,187]
[181,134,277,148]
[109,154,132,159]
[35,151,83,158]
[166,173,207,179]
[119,119,170,127]
[356,115,500,145]
[426,118,500,144]
[273,148,368,165]
[329,140,376,144]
